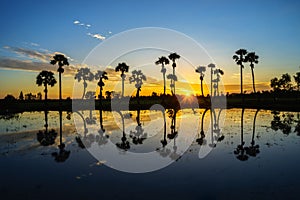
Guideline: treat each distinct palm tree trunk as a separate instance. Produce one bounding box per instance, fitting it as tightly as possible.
[201,80,204,97]
[173,66,176,95]
[136,88,140,105]
[44,84,48,101]
[163,72,166,96]
[121,74,125,98]
[240,65,244,104]
[100,86,103,109]
[251,66,256,93]
[44,111,48,133]
[59,72,62,101]
[82,80,86,99]
[210,68,213,97]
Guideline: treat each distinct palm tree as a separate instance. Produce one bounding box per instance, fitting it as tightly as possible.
[95,70,108,105]
[168,53,180,95]
[212,68,224,96]
[74,67,94,99]
[245,109,260,157]
[246,52,259,93]
[167,74,177,95]
[115,62,129,98]
[207,63,216,97]
[129,70,146,104]
[36,71,57,100]
[195,66,206,97]
[155,56,169,96]
[233,49,248,100]
[196,108,208,145]
[50,54,69,100]
[233,108,248,161]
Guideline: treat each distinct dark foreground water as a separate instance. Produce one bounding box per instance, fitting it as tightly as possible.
[1,109,300,200]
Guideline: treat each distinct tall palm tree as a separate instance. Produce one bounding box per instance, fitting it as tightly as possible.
[50,54,69,100]
[129,70,146,104]
[246,52,259,93]
[36,71,57,100]
[74,67,94,99]
[233,49,248,100]
[207,63,216,97]
[155,56,169,96]
[213,68,224,96]
[195,66,206,97]
[168,53,180,95]
[95,70,108,105]
[115,62,129,98]
[167,74,177,95]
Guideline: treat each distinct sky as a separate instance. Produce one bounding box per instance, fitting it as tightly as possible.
[1,0,300,99]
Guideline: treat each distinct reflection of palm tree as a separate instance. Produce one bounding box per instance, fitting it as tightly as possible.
[168,53,180,95]
[215,109,224,142]
[115,62,129,98]
[195,66,206,97]
[245,52,259,93]
[74,111,88,149]
[50,54,69,101]
[167,109,178,140]
[52,111,70,162]
[36,71,57,100]
[95,70,108,106]
[161,109,168,147]
[155,56,169,96]
[130,109,147,145]
[37,111,57,146]
[245,109,260,157]
[75,68,94,99]
[209,109,216,148]
[233,49,248,101]
[234,108,248,161]
[271,111,293,135]
[116,111,130,150]
[129,70,146,105]
[196,109,208,145]
[96,109,109,146]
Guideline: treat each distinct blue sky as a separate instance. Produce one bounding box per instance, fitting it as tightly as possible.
[1,0,300,98]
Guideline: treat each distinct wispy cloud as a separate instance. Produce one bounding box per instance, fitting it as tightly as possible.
[87,33,106,41]
[73,20,91,29]
[0,57,78,75]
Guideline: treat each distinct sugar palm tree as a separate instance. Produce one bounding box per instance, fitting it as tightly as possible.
[246,52,259,93]
[129,70,146,104]
[207,63,216,97]
[50,54,69,100]
[74,67,94,99]
[168,53,180,95]
[95,70,108,105]
[155,56,169,96]
[212,68,224,96]
[233,49,248,100]
[115,62,129,98]
[195,66,206,97]
[36,71,57,100]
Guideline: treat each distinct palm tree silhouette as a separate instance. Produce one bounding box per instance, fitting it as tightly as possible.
[233,49,248,101]
[161,108,168,147]
[245,109,260,157]
[167,74,178,95]
[74,68,94,99]
[37,111,57,146]
[234,108,248,161]
[95,70,108,107]
[115,62,129,98]
[129,70,146,104]
[207,63,216,97]
[212,69,224,96]
[130,109,147,145]
[195,66,206,97]
[116,111,130,150]
[196,108,208,145]
[155,56,170,96]
[50,54,69,100]
[36,71,57,100]
[168,53,180,95]
[245,52,259,93]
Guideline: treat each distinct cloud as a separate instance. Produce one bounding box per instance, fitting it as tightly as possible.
[73,20,91,29]
[0,57,78,75]
[4,46,51,62]
[87,33,105,41]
